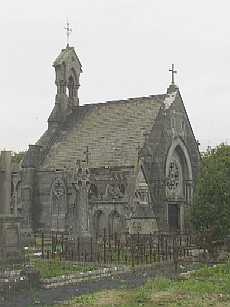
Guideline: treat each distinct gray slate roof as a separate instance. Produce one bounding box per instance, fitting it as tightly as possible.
[41,94,167,169]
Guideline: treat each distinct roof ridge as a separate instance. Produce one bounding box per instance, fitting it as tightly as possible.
[79,94,166,108]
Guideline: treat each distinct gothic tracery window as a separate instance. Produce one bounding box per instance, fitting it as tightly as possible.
[167,160,180,190]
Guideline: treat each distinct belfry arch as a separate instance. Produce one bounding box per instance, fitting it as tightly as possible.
[53,46,82,110]
[67,75,75,98]
[67,68,78,100]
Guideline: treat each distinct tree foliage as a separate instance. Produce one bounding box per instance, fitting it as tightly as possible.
[192,144,230,251]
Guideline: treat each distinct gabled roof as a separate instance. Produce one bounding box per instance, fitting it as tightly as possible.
[53,46,82,72]
[41,94,171,170]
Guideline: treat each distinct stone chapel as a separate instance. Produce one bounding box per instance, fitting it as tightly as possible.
[9,44,200,239]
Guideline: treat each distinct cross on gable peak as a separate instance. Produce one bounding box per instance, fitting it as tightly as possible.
[169,64,177,85]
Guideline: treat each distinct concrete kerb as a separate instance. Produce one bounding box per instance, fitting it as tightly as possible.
[40,261,175,289]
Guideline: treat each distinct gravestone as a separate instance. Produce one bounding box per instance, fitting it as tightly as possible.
[0,151,22,263]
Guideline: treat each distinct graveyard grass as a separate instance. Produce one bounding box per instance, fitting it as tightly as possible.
[51,263,230,306]
[32,259,97,279]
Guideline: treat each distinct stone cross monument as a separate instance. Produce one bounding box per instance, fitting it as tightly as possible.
[0,151,22,263]
[72,159,91,238]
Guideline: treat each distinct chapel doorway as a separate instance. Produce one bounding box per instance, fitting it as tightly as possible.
[168,204,180,232]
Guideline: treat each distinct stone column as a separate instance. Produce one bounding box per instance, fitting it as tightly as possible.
[21,145,41,234]
[0,151,12,215]
[0,151,23,262]
[180,204,185,233]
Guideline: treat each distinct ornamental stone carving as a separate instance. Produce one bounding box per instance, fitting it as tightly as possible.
[53,178,65,199]
[72,160,91,236]
[50,177,67,232]
[104,173,126,200]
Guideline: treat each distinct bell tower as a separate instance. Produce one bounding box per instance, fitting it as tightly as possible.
[48,23,82,129]
[53,45,82,108]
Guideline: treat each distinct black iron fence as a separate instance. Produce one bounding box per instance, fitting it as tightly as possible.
[33,231,193,267]
[0,232,194,302]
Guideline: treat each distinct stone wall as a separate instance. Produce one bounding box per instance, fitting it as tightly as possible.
[19,90,200,237]
[142,89,200,232]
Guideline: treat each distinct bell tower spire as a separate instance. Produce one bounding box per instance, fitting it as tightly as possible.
[48,25,82,129]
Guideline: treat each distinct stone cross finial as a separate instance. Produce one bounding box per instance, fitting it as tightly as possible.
[169,64,177,85]
[64,19,72,47]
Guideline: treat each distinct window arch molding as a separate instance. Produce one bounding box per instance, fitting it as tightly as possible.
[165,137,193,182]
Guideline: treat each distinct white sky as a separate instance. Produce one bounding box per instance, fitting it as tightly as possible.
[0,0,230,152]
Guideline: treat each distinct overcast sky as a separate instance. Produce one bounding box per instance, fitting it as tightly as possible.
[0,0,230,152]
